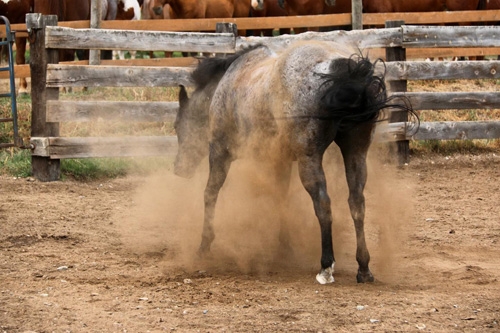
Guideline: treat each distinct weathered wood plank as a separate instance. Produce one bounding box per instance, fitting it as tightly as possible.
[376,121,500,141]
[403,25,500,48]
[101,14,353,31]
[364,10,500,26]
[385,60,500,81]
[46,65,194,87]
[47,100,178,122]
[352,0,363,30]
[412,121,500,140]
[391,92,500,110]
[30,136,178,158]
[45,26,236,53]
[99,57,198,67]
[237,27,403,50]
[405,47,500,59]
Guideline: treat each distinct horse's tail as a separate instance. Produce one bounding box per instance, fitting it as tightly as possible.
[319,54,415,127]
[191,44,265,90]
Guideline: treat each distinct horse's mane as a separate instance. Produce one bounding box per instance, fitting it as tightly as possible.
[191,44,266,90]
[319,54,418,132]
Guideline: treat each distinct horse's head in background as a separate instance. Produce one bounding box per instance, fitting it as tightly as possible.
[152,0,167,16]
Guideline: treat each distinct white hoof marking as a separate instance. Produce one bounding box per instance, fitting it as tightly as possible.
[316,263,335,284]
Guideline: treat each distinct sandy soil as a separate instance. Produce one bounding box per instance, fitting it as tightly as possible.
[1,149,499,332]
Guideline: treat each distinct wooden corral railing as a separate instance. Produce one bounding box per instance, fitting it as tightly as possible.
[26,13,500,180]
[2,9,500,81]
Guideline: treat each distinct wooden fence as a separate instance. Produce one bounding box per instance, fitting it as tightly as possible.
[2,9,500,81]
[24,13,500,180]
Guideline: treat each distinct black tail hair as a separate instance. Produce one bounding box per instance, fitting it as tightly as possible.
[191,44,265,90]
[319,54,418,131]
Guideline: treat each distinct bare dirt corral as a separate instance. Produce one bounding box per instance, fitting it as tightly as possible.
[1,150,499,332]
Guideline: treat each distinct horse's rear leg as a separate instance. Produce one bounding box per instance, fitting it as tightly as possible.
[338,143,374,283]
[297,155,335,284]
[199,143,232,254]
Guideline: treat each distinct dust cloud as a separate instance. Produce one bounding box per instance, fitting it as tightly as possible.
[116,143,414,281]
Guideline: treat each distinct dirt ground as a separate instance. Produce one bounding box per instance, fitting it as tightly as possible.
[1,149,499,332]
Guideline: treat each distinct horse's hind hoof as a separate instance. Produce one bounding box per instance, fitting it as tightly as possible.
[316,263,335,284]
[356,270,374,283]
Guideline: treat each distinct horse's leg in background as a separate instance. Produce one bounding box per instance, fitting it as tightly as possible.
[335,124,375,283]
[15,36,28,95]
[199,142,233,254]
[297,153,335,284]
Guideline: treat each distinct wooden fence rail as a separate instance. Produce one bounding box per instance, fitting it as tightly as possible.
[25,13,500,181]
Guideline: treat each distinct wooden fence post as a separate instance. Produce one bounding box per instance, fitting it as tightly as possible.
[385,20,409,165]
[90,0,102,65]
[28,14,61,181]
[215,22,237,57]
[352,0,363,30]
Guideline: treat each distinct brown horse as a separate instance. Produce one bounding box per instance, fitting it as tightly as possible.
[34,0,92,62]
[362,0,446,13]
[250,0,289,36]
[153,0,234,19]
[277,0,336,33]
[0,0,34,95]
[445,0,481,10]
[363,0,485,12]
[485,0,500,9]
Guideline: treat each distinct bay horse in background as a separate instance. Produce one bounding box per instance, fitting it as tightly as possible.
[233,0,252,35]
[0,0,34,95]
[153,0,234,19]
[362,0,445,13]
[277,0,336,33]
[445,0,481,10]
[485,0,500,9]
[34,0,92,63]
[250,0,290,36]
[174,41,415,284]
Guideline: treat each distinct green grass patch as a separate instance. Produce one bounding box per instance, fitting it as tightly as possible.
[0,149,32,178]
[411,139,500,156]
[0,148,174,181]
[61,156,173,181]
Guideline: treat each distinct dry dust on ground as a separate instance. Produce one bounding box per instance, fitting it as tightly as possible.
[1,149,499,332]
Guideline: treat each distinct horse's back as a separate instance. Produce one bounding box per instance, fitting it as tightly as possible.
[209,42,357,152]
[213,41,354,118]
